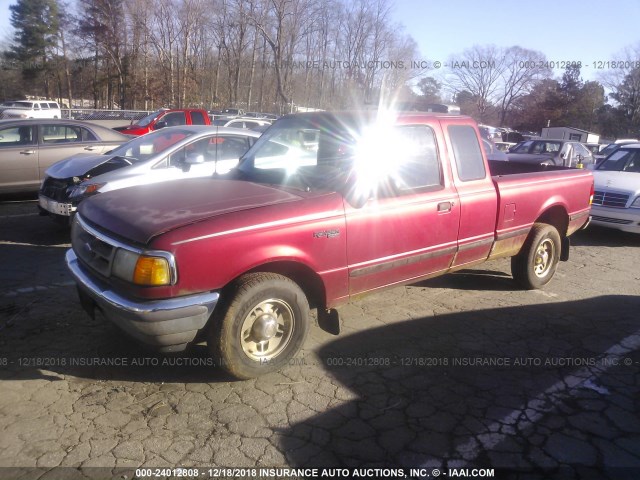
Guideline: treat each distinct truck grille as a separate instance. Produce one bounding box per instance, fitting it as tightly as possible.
[41,176,74,202]
[592,190,630,208]
[71,215,118,278]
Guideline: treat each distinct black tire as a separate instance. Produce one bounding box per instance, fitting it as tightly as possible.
[511,223,561,290]
[210,272,310,379]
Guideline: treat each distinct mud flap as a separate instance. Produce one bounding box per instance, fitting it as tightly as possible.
[560,236,570,262]
[318,308,340,335]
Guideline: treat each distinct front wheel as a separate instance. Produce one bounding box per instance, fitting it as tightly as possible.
[511,223,561,289]
[210,272,310,379]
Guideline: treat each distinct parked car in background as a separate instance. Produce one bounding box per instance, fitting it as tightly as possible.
[594,139,640,166]
[0,119,129,194]
[38,126,261,224]
[221,108,245,116]
[494,141,517,152]
[590,144,640,233]
[212,117,272,129]
[481,138,508,161]
[113,108,211,136]
[0,100,62,119]
[507,139,594,167]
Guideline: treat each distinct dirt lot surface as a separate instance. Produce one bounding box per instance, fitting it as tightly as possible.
[1,197,639,480]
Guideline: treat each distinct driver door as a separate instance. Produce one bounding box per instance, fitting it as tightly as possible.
[345,124,460,295]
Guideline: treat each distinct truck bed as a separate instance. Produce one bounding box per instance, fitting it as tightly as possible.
[487,160,593,260]
[488,159,572,176]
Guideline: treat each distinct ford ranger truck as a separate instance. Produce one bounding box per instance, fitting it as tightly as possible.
[114,108,211,136]
[66,111,594,379]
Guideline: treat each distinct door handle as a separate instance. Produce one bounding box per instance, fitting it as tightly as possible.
[437,201,454,212]
[20,150,36,155]
[84,146,99,151]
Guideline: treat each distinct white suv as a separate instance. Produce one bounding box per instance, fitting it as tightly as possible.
[0,100,62,119]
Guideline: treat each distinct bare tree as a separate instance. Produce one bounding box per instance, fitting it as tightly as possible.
[498,46,551,126]
[446,45,507,122]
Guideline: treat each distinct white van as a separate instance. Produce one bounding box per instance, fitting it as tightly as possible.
[0,100,62,119]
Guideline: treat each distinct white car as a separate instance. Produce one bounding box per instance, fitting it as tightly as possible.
[212,117,272,129]
[0,100,62,119]
[38,126,261,224]
[590,144,640,233]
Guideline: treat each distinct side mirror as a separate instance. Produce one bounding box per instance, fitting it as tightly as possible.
[154,121,167,130]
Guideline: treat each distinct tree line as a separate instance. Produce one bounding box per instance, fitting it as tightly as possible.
[2,0,639,139]
[1,0,417,114]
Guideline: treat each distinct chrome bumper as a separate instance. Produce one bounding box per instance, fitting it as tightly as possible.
[66,249,219,352]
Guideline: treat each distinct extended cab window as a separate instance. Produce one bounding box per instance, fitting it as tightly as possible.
[448,125,486,181]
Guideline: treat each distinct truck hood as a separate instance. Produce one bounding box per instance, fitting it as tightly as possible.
[593,170,640,193]
[78,178,304,244]
[115,125,147,136]
[46,153,119,178]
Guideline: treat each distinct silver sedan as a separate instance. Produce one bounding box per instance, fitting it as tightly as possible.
[0,119,129,194]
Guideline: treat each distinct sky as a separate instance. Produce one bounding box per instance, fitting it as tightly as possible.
[1,0,639,85]
[391,0,640,83]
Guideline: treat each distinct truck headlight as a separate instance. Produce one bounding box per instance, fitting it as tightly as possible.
[630,197,640,209]
[68,183,105,199]
[112,249,173,286]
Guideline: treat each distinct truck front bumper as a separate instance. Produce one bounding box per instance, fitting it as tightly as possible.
[66,249,220,352]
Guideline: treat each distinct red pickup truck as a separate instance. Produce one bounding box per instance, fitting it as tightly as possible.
[114,108,211,136]
[66,112,593,379]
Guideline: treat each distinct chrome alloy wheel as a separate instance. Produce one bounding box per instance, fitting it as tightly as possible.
[240,298,294,361]
[533,238,555,277]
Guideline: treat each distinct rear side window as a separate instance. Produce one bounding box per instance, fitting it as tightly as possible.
[190,111,206,125]
[448,125,486,181]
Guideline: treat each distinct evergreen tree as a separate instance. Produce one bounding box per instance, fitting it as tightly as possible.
[8,0,60,97]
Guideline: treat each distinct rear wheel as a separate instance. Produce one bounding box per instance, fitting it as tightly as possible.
[210,272,310,379]
[511,223,561,289]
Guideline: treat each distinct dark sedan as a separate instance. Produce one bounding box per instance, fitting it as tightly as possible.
[507,139,594,168]
[0,119,129,194]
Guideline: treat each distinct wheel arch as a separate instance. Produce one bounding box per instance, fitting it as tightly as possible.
[225,260,327,311]
[535,204,569,237]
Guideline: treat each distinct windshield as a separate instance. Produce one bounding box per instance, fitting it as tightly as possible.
[599,143,619,156]
[12,101,34,109]
[597,149,640,172]
[107,128,197,162]
[236,113,443,195]
[136,110,163,127]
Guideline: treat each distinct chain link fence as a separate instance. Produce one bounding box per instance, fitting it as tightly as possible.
[61,109,152,121]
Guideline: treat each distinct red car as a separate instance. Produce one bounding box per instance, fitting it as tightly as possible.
[67,111,593,379]
[114,108,210,136]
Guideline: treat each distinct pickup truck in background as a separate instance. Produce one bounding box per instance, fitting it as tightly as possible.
[66,111,594,379]
[113,108,211,136]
